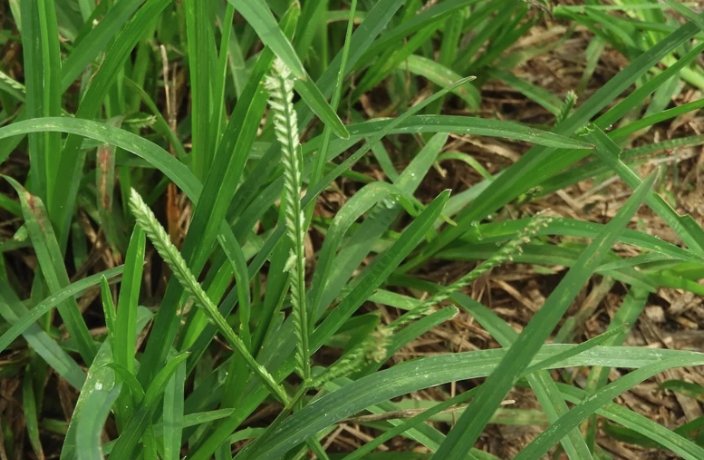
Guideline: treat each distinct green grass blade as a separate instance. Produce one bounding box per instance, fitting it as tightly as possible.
[20,0,48,201]
[163,353,186,460]
[60,334,116,460]
[4,176,96,364]
[236,344,701,460]
[217,227,252,347]
[352,23,441,102]
[228,0,305,79]
[311,189,450,351]
[185,0,212,179]
[515,358,704,460]
[0,266,123,354]
[106,362,146,404]
[304,0,357,227]
[444,292,594,460]
[294,0,328,63]
[60,0,144,89]
[308,182,395,313]
[107,352,189,460]
[491,70,562,115]
[404,55,480,109]
[239,191,450,460]
[339,115,593,150]
[430,172,658,460]
[524,325,628,376]
[341,391,478,460]
[294,78,349,139]
[358,0,484,73]
[585,126,704,255]
[115,226,145,375]
[0,118,198,198]
[211,2,235,145]
[23,364,44,460]
[100,276,117,345]
[472,217,704,264]
[297,0,406,127]
[558,384,704,460]
[0,279,87,390]
[75,380,121,460]
[664,0,704,30]
[35,0,62,201]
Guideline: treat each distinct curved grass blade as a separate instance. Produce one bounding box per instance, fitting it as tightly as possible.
[341,115,593,150]
[106,362,145,404]
[311,190,449,352]
[403,55,480,110]
[472,217,704,264]
[75,378,121,460]
[60,335,116,460]
[4,176,96,364]
[308,182,395,313]
[236,344,703,460]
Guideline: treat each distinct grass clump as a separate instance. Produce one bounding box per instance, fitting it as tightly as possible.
[0,1,704,460]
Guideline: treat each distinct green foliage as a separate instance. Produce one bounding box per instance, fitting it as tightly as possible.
[1,1,704,460]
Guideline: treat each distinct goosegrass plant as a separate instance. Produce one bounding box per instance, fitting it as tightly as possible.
[2,1,704,459]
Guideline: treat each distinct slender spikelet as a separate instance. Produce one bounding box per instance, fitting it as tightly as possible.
[556,90,577,126]
[264,59,311,380]
[391,215,553,330]
[311,327,393,388]
[128,188,289,404]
